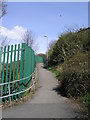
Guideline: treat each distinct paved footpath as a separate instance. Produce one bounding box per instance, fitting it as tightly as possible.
[2,63,83,118]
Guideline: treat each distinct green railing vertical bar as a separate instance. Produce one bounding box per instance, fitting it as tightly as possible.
[0,47,2,103]
[33,51,34,71]
[0,43,43,102]
[32,51,35,72]
[0,47,2,84]
[33,51,35,71]
[31,50,33,73]
[32,51,34,72]
[34,54,35,68]
[19,43,24,98]
[1,46,6,102]
[23,44,30,89]
[28,47,32,87]
[23,44,27,89]
[32,50,33,72]
[27,45,32,88]
[25,45,29,88]
[35,56,44,63]
[35,56,36,63]
[22,43,25,96]
[5,46,10,101]
[30,48,32,83]
[8,45,13,101]
[27,45,30,87]
[12,45,16,100]
[15,44,20,99]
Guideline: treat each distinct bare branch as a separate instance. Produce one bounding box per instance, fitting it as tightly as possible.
[22,30,39,53]
[0,1,7,19]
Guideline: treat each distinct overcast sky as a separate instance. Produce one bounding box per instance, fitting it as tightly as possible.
[1,2,88,53]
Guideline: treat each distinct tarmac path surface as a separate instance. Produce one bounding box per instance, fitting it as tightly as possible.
[2,63,82,118]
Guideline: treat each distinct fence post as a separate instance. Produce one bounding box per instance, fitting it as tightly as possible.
[32,73,35,91]
[0,47,2,104]
[8,45,13,101]
[35,67,37,80]
[5,46,10,101]
[19,43,25,98]
[0,43,43,103]
[12,45,16,100]
[15,44,20,99]
[1,46,6,103]
[8,83,11,103]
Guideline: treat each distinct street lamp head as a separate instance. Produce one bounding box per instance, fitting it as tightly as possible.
[44,35,47,38]
[43,35,48,68]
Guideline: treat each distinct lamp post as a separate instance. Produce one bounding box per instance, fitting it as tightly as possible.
[44,35,48,68]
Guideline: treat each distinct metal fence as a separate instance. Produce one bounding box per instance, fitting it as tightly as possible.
[35,56,44,63]
[0,43,43,103]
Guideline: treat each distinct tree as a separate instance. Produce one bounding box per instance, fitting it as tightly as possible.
[48,40,56,51]
[48,40,56,58]
[0,0,7,19]
[1,36,9,46]
[22,30,39,53]
[0,0,7,46]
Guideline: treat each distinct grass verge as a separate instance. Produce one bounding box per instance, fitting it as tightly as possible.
[48,67,61,78]
[48,66,89,118]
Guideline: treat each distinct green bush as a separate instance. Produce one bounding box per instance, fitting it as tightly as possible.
[48,27,89,104]
[60,52,89,98]
[48,28,89,66]
[48,67,61,78]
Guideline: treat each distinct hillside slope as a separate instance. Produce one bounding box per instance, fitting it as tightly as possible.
[47,28,90,114]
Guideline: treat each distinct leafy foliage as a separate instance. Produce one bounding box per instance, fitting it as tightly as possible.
[60,52,89,97]
[0,1,7,19]
[48,27,90,102]
[48,28,89,66]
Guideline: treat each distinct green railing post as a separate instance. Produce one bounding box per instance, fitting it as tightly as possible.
[1,46,6,102]
[15,44,20,99]
[12,45,16,100]
[0,47,2,83]
[19,43,25,98]
[8,45,13,102]
[5,45,10,101]
[0,43,43,102]
[0,47,2,103]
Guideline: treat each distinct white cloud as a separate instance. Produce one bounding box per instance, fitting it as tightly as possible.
[0,25,27,40]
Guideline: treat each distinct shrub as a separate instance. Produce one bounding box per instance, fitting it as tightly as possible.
[60,52,89,98]
[48,28,89,66]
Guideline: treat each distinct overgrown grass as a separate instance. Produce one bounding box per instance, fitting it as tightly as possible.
[49,66,90,107]
[48,67,61,78]
[47,28,89,117]
[49,63,89,109]
[78,93,90,105]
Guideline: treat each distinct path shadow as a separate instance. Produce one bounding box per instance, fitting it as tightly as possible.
[42,65,47,69]
[52,85,67,97]
[37,86,42,89]
[53,85,88,118]
[38,63,46,69]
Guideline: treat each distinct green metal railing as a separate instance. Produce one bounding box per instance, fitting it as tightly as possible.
[35,56,44,63]
[0,43,43,103]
